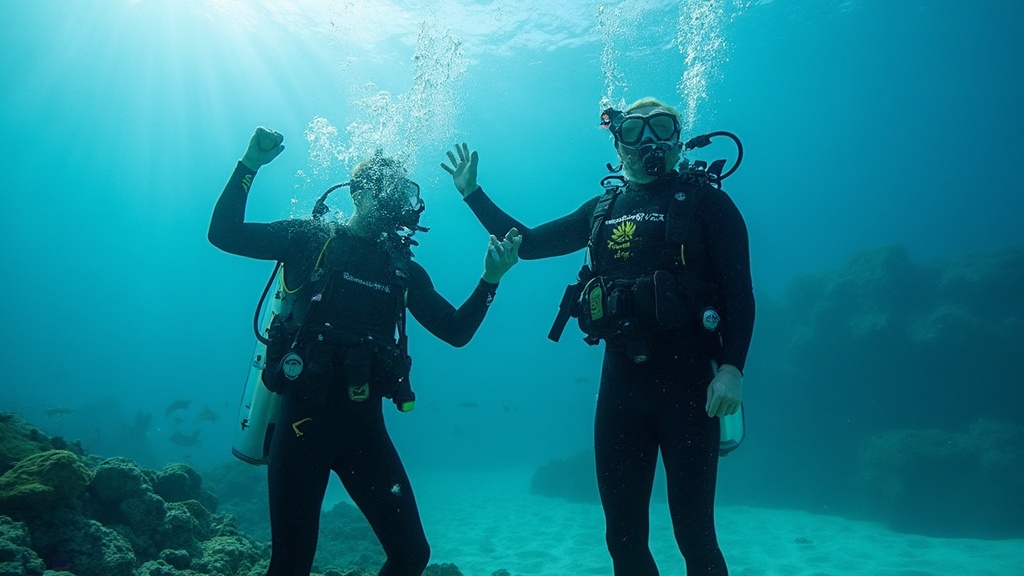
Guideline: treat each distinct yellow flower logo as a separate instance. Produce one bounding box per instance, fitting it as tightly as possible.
[611,221,636,244]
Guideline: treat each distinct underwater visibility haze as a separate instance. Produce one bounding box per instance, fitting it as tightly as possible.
[1,1,1023,574]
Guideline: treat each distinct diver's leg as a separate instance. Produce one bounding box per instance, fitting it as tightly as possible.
[595,348,660,576]
[266,397,333,576]
[659,359,727,575]
[335,402,429,576]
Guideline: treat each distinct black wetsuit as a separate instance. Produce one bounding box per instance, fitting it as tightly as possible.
[210,162,498,576]
[465,171,754,576]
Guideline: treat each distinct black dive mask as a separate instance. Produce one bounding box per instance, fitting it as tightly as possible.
[394,194,426,234]
[601,107,680,177]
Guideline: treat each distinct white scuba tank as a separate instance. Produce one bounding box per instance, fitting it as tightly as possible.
[231,268,288,465]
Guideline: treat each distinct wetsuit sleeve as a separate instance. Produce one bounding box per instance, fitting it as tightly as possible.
[207,161,303,261]
[463,187,598,259]
[405,261,498,347]
[704,189,756,373]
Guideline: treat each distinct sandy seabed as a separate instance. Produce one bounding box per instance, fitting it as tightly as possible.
[385,469,1024,576]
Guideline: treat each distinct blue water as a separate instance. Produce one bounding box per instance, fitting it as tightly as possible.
[2,0,1022,543]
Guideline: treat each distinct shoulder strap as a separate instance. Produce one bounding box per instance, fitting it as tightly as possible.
[665,171,711,266]
[386,235,414,351]
[587,184,625,265]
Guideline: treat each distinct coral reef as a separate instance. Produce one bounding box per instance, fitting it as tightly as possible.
[530,450,599,503]
[311,500,386,571]
[860,419,1024,538]
[0,450,92,520]
[202,462,270,542]
[732,244,1024,519]
[0,515,46,576]
[0,412,477,574]
[422,564,463,576]
[0,413,267,576]
[0,412,89,476]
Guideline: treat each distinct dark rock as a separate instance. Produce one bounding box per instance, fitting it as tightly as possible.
[152,463,217,512]
[159,549,191,570]
[90,458,150,504]
[30,511,135,576]
[193,534,264,576]
[0,516,46,576]
[312,500,384,571]
[201,462,269,542]
[860,419,1024,538]
[0,413,55,476]
[0,450,92,520]
[423,563,463,576]
[736,244,1024,516]
[530,450,598,503]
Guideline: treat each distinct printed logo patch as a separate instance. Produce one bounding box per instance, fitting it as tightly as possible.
[611,221,636,244]
[608,221,636,261]
[348,383,370,402]
[282,352,304,380]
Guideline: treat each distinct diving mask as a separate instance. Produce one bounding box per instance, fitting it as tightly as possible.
[602,109,680,149]
[357,177,426,233]
[601,107,681,177]
[312,177,427,234]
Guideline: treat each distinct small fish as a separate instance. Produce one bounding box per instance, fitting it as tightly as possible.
[169,430,201,447]
[457,402,479,409]
[165,399,192,417]
[44,407,73,417]
[573,376,590,383]
[194,406,219,425]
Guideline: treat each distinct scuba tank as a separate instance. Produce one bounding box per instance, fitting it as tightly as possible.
[232,174,424,464]
[231,264,288,465]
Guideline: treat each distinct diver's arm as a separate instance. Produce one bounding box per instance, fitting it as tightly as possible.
[464,189,597,260]
[207,162,299,261]
[442,142,594,260]
[208,128,301,261]
[406,262,499,348]
[704,189,756,374]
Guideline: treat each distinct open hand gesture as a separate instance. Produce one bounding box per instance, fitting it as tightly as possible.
[441,142,479,198]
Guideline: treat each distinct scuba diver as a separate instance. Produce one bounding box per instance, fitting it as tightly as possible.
[442,98,754,575]
[209,126,522,576]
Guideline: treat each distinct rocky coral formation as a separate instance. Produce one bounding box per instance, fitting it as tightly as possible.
[0,412,484,575]
[0,515,46,576]
[859,419,1024,538]
[0,412,269,575]
[0,412,89,475]
[312,500,386,570]
[733,244,1024,517]
[0,450,92,519]
[202,462,270,542]
[530,451,599,504]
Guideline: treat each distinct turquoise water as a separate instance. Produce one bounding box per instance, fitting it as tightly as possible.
[2,0,1022,554]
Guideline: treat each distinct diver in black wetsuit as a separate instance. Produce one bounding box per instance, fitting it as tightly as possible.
[442,98,754,575]
[209,127,522,576]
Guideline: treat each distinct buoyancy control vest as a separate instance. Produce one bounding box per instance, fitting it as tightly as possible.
[549,165,726,362]
[259,227,417,411]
